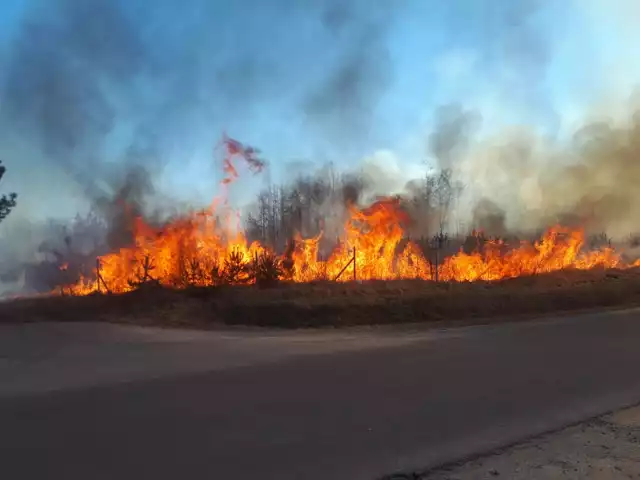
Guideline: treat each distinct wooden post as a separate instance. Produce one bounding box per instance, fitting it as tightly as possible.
[353,247,357,281]
[334,256,354,281]
[433,235,440,283]
[145,255,150,282]
[96,258,101,294]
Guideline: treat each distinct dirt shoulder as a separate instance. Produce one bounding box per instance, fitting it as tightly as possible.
[2,267,640,328]
[418,405,640,480]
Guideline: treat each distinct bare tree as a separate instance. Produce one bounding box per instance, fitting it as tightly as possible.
[424,168,464,235]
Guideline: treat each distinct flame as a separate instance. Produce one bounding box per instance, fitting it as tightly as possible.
[60,136,631,296]
[64,198,629,296]
[438,227,620,282]
[219,134,266,186]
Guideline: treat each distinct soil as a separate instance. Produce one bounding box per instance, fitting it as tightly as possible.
[423,406,640,480]
[2,267,640,329]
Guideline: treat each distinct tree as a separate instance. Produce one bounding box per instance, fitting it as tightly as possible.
[425,168,465,235]
[0,161,17,222]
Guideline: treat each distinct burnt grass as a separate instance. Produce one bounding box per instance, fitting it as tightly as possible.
[3,268,640,329]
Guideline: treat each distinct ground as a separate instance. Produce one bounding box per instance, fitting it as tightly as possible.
[423,406,640,480]
[3,267,640,328]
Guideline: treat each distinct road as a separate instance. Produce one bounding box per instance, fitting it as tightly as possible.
[1,309,640,479]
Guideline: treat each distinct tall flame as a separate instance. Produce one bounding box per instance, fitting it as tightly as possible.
[61,136,634,295]
[65,199,628,296]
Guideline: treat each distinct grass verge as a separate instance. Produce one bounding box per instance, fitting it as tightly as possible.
[2,268,640,329]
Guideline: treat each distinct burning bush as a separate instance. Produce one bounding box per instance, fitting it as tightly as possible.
[250,252,284,288]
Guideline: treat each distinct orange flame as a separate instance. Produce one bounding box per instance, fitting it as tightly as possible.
[64,198,628,296]
[61,137,630,295]
[438,227,620,282]
[219,134,266,186]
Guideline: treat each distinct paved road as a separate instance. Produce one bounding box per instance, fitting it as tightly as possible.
[2,310,640,479]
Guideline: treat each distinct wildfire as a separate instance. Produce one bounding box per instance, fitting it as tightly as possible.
[60,136,634,295]
[438,227,621,282]
[64,198,627,296]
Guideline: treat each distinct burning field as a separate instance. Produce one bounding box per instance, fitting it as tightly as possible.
[4,263,640,329]
[64,202,630,296]
[3,134,640,330]
[4,0,640,330]
[58,136,635,296]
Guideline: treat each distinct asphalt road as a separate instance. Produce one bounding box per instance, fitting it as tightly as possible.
[2,310,640,480]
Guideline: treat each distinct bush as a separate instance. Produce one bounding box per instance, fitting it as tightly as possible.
[223,249,250,284]
[250,252,283,287]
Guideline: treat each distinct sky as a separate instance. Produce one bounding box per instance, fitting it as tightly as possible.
[0,0,639,223]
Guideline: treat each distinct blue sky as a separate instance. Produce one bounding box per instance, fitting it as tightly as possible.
[0,0,639,222]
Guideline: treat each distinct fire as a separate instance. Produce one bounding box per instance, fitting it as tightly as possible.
[60,136,632,295]
[219,133,266,186]
[438,227,621,282]
[68,209,267,295]
[65,200,627,296]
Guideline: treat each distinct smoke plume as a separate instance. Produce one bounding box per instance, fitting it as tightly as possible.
[3,0,640,294]
[456,109,640,238]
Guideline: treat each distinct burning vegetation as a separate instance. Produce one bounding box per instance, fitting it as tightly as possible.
[42,135,635,297]
[63,207,629,296]
[3,0,640,329]
[4,134,640,329]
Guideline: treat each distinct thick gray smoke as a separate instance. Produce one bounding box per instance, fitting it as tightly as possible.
[0,0,401,206]
[4,0,640,296]
[429,103,482,170]
[303,0,396,149]
[454,108,640,239]
[0,0,405,293]
[537,113,640,237]
[3,0,143,159]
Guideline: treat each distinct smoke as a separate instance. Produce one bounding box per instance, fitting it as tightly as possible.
[4,0,640,294]
[454,108,640,238]
[0,0,157,222]
[0,0,403,205]
[302,0,397,149]
[246,99,640,246]
[428,104,482,169]
[3,0,144,158]
[471,198,507,236]
[491,0,551,114]
[543,113,640,237]
[0,0,406,286]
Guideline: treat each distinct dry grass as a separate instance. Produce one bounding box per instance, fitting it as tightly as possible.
[3,267,640,329]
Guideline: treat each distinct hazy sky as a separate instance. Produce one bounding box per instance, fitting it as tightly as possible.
[0,0,639,222]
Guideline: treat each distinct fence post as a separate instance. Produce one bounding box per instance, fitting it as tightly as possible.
[96,258,101,294]
[353,247,357,281]
[333,256,354,282]
[432,233,443,282]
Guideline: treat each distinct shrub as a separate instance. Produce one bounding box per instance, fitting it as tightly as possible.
[250,252,283,287]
